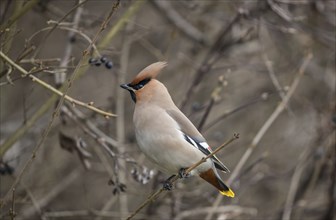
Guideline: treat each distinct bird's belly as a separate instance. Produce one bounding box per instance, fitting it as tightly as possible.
[135,130,212,175]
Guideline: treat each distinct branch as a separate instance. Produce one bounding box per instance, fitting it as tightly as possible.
[98,0,146,48]
[281,144,312,220]
[31,0,89,58]
[0,0,39,34]
[204,92,271,131]
[204,52,313,220]
[21,169,81,219]
[116,18,136,219]
[126,133,239,220]
[174,205,257,220]
[197,75,226,131]
[55,0,85,86]
[151,0,207,45]
[0,1,123,208]
[0,0,146,160]
[27,26,100,59]
[0,51,115,118]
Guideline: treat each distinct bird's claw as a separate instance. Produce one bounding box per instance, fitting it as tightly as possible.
[178,168,190,179]
[162,174,176,190]
[162,180,173,191]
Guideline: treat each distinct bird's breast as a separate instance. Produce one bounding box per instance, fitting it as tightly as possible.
[133,106,212,174]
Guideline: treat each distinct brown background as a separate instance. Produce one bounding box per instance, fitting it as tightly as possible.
[0,1,335,220]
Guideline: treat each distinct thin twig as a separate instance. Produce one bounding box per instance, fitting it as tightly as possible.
[325,131,336,220]
[274,0,312,4]
[151,0,207,45]
[267,0,297,22]
[174,205,257,220]
[179,13,243,111]
[126,133,239,220]
[94,197,118,220]
[117,17,135,219]
[0,1,122,208]
[63,104,119,149]
[31,0,89,58]
[10,188,15,220]
[179,5,269,111]
[41,209,150,219]
[281,143,313,220]
[4,63,14,85]
[21,169,81,219]
[19,181,43,218]
[15,45,36,62]
[98,0,147,48]
[0,1,29,77]
[0,67,47,86]
[0,0,146,161]
[0,51,115,118]
[258,24,293,114]
[0,0,39,34]
[26,25,101,59]
[204,52,313,220]
[197,75,226,131]
[83,0,120,56]
[204,93,271,131]
[55,0,85,87]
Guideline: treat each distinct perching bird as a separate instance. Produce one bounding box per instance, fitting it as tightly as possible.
[120,62,234,197]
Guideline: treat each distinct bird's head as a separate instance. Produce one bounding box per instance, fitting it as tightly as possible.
[120,62,167,103]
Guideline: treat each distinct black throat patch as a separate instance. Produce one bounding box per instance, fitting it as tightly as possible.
[129,91,136,103]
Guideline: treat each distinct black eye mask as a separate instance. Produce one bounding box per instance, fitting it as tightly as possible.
[125,78,151,103]
[131,78,151,90]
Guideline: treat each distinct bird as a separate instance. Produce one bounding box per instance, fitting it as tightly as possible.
[120,62,234,197]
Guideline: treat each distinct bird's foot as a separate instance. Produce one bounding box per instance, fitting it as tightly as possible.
[162,181,173,191]
[178,168,191,179]
[162,175,175,191]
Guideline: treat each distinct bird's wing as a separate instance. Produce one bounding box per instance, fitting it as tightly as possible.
[167,108,230,173]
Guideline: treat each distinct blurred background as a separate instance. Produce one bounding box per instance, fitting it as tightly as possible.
[0,0,335,219]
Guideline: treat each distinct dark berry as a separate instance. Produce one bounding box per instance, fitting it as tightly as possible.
[95,62,101,66]
[105,61,113,69]
[88,58,97,64]
[100,56,108,63]
[69,36,76,43]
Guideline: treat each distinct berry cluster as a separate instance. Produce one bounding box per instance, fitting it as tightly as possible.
[89,56,113,69]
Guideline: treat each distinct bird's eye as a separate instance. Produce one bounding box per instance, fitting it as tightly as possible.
[133,78,151,90]
[134,84,143,90]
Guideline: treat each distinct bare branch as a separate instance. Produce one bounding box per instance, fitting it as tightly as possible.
[0,0,147,162]
[174,205,257,220]
[21,169,81,219]
[205,52,313,220]
[0,51,116,118]
[151,0,207,45]
[0,1,122,208]
[55,0,85,86]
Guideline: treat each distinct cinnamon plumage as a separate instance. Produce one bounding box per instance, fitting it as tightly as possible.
[121,62,234,197]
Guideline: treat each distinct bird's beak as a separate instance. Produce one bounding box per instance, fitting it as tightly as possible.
[120,83,133,91]
[121,83,137,102]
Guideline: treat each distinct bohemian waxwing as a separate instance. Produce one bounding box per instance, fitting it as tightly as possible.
[120,62,234,197]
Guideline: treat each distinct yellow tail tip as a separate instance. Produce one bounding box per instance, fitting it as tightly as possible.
[220,188,235,197]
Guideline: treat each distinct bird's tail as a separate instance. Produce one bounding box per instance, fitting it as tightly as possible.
[200,168,235,198]
[218,179,235,197]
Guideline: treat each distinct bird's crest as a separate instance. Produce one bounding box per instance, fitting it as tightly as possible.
[131,61,167,85]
